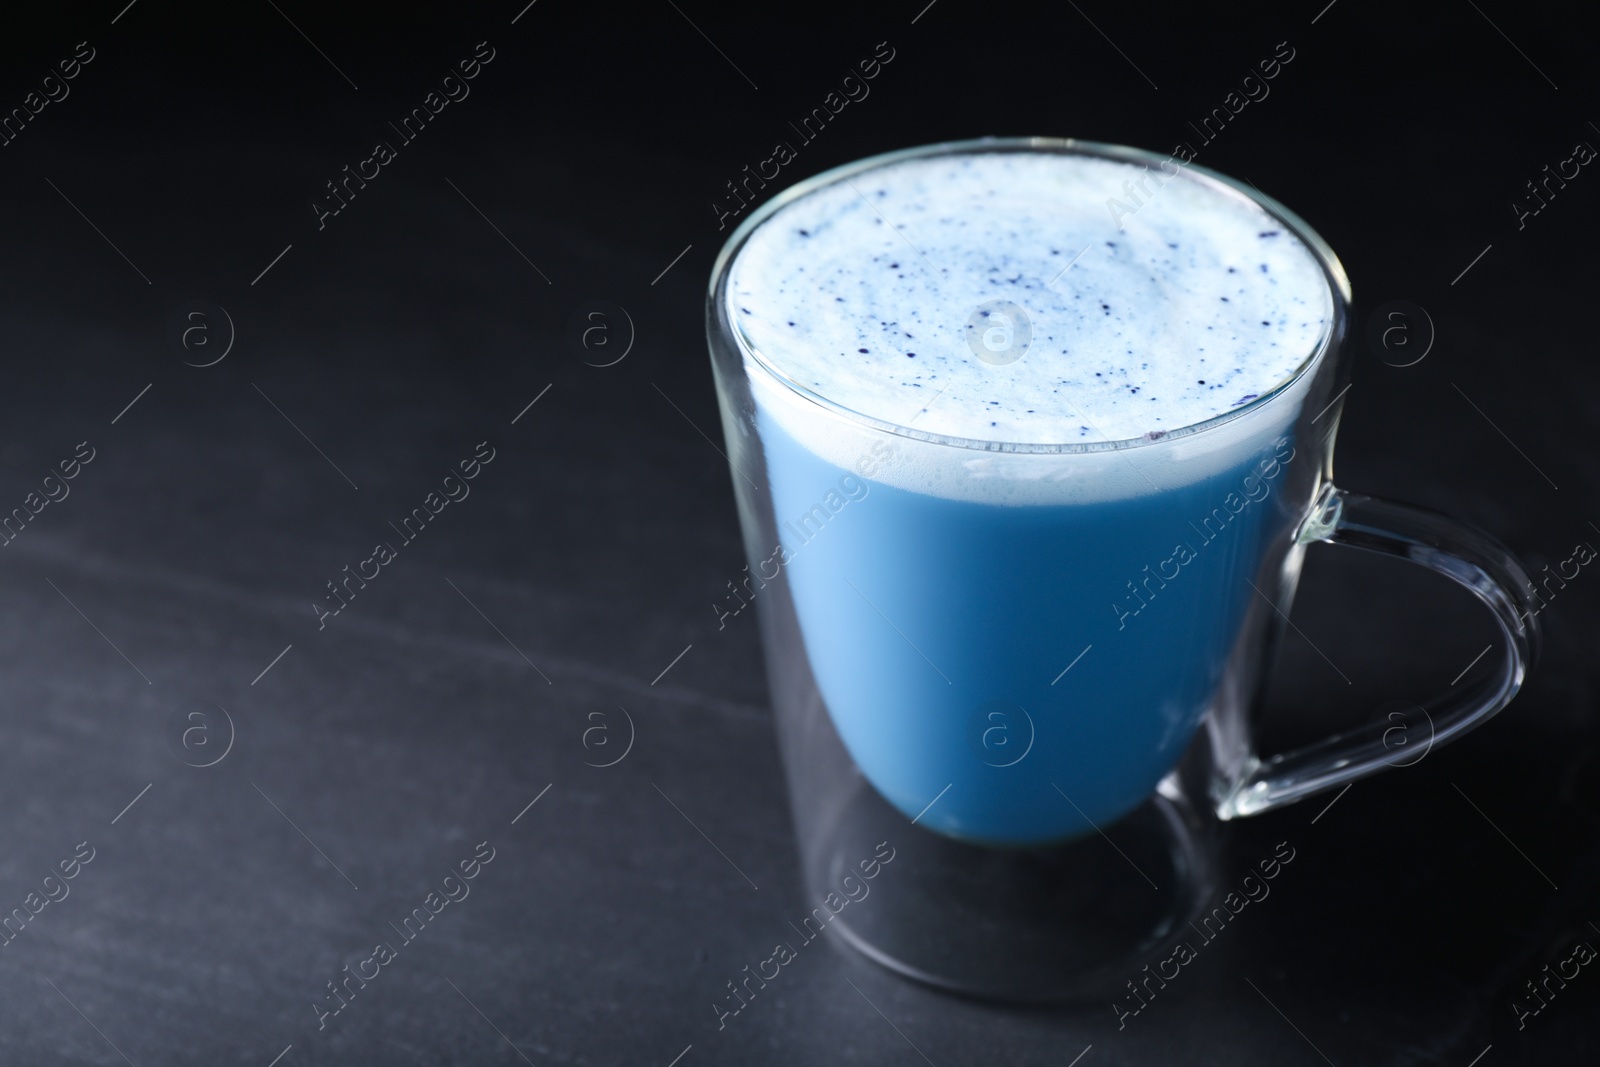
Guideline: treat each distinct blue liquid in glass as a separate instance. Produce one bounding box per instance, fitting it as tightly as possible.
[760,409,1298,846]
[725,150,1329,846]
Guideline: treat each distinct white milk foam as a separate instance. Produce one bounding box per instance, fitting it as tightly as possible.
[726,149,1335,505]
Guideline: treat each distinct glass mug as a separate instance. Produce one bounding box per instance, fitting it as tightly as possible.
[705,138,1538,999]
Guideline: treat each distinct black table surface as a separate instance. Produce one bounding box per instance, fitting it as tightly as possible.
[2,2,1597,1064]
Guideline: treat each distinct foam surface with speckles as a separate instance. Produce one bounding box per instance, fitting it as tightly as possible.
[727,150,1332,446]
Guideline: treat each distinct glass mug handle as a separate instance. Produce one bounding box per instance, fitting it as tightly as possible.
[1218,485,1541,819]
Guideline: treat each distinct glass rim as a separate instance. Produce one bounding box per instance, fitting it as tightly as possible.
[708,136,1353,455]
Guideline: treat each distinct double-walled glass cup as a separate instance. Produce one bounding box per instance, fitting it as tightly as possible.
[705,138,1538,1000]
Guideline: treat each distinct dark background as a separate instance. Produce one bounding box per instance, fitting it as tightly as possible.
[1,1,1597,1063]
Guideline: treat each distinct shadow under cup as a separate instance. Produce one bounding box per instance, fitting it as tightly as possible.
[706,138,1533,1000]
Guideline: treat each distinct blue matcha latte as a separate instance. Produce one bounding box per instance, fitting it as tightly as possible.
[725,149,1332,846]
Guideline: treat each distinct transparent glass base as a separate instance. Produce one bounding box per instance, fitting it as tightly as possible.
[808,776,1216,1002]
